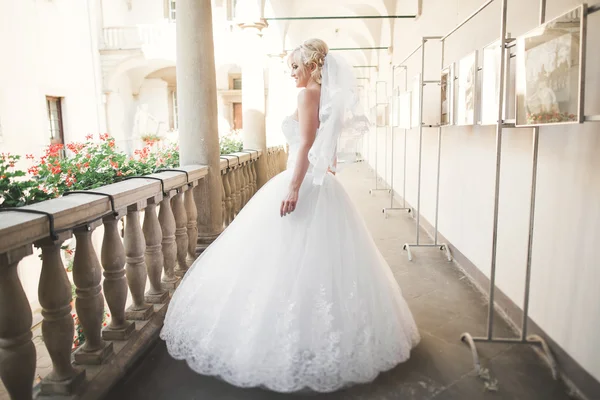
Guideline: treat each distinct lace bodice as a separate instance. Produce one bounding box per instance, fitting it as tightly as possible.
[282,116,303,170]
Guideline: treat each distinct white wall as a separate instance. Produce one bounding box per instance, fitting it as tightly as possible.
[371,0,600,383]
[0,0,105,158]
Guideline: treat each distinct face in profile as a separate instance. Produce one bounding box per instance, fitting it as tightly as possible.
[289,57,310,88]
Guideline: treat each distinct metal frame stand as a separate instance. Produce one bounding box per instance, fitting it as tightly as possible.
[383,65,412,217]
[370,81,392,195]
[400,36,451,262]
[454,0,592,380]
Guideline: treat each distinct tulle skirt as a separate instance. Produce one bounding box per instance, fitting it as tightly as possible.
[160,169,420,393]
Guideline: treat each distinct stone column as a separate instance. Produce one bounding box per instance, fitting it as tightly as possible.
[239,19,269,188]
[176,0,223,252]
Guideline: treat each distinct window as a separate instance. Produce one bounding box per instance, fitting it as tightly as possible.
[46,96,65,151]
[227,0,238,20]
[233,103,243,129]
[172,90,179,130]
[168,0,176,21]
[233,78,242,90]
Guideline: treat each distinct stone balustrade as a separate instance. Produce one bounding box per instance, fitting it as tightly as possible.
[0,147,289,400]
[219,147,286,228]
[265,145,288,181]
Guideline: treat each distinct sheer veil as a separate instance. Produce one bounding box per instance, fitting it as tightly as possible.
[308,53,370,185]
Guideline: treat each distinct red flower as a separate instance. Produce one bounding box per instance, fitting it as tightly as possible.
[26,154,35,160]
[84,162,90,168]
[117,171,123,176]
[50,165,62,175]
[28,166,39,176]
[85,134,93,140]
[86,154,92,159]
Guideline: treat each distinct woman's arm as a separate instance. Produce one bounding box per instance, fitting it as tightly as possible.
[280,89,320,217]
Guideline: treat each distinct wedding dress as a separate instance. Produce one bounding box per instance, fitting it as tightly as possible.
[159,113,421,393]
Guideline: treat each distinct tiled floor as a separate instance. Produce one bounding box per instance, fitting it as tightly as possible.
[106,163,573,400]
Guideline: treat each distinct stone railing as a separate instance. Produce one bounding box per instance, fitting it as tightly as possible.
[266,145,288,181]
[0,147,286,400]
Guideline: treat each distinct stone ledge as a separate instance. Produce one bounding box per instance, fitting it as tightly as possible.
[0,166,208,254]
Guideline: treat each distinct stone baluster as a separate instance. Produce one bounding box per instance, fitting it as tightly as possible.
[241,163,250,207]
[73,222,113,364]
[35,233,86,395]
[239,163,247,208]
[235,166,243,214]
[230,167,240,217]
[159,191,178,289]
[250,160,257,196]
[173,188,189,276]
[223,170,233,226]
[185,183,199,264]
[101,212,135,340]
[124,203,153,320]
[144,197,169,304]
[220,173,227,227]
[0,245,36,400]
[228,171,237,221]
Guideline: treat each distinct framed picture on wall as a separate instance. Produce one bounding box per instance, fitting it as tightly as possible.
[370,106,377,128]
[480,37,513,125]
[376,104,389,127]
[440,64,455,126]
[399,91,412,129]
[455,51,478,126]
[411,74,421,128]
[391,88,400,127]
[376,81,388,105]
[515,4,587,126]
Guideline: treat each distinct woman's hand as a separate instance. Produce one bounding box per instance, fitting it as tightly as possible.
[280,188,299,217]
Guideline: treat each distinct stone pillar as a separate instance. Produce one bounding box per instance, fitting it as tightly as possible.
[239,19,269,188]
[176,0,223,252]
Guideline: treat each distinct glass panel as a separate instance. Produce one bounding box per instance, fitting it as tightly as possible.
[233,78,242,90]
[455,51,478,126]
[515,5,584,126]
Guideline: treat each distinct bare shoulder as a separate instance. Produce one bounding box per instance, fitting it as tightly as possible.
[297,88,320,107]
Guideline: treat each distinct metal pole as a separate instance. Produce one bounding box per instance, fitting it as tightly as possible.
[434,38,446,245]
[441,0,496,41]
[522,0,545,342]
[415,38,427,245]
[265,15,416,21]
[485,0,508,340]
[434,125,442,245]
[390,67,396,208]
[403,70,408,209]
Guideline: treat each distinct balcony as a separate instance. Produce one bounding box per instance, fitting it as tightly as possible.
[0,147,287,400]
[101,24,176,59]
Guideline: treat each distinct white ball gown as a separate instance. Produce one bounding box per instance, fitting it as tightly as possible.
[160,116,421,393]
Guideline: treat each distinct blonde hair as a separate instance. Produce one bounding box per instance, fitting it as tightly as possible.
[289,38,329,84]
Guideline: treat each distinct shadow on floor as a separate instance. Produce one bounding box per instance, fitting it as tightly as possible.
[106,163,573,400]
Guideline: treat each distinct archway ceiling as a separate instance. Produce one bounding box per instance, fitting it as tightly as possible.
[264,0,396,67]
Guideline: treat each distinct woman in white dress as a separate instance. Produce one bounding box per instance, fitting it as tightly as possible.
[160,38,420,394]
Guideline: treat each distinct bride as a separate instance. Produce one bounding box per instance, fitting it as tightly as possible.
[160,38,420,393]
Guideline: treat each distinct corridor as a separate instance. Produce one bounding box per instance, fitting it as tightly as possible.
[106,163,571,400]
